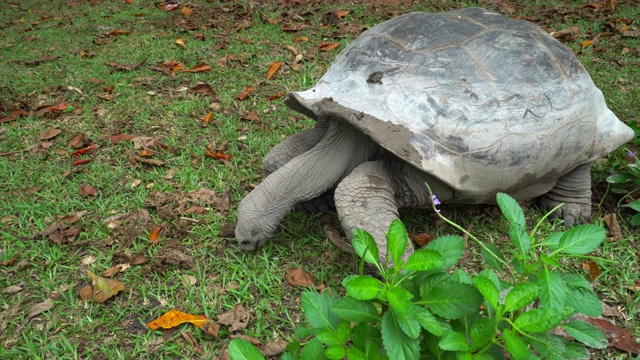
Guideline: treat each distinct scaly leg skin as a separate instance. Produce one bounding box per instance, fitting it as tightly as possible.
[538,163,592,226]
[335,161,413,266]
[262,123,334,213]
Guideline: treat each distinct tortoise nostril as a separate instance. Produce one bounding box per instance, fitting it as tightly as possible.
[240,240,250,245]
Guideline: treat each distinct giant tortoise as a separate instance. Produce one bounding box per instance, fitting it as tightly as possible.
[235,7,633,261]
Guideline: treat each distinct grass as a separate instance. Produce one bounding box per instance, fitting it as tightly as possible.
[0,0,639,359]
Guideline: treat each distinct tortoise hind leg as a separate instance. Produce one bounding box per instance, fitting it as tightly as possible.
[538,163,592,226]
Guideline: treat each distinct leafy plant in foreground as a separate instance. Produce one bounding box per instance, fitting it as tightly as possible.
[231,193,607,359]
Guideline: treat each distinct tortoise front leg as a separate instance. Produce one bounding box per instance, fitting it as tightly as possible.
[538,163,592,226]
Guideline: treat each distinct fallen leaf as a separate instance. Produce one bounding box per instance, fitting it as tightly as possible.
[336,10,351,18]
[184,62,212,73]
[218,304,250,332]
[181,331,203,355]
[266,93,283,101]
[187,82,215,95]
[3,283,24,294]
[68,133,91,148]
[39,128,62,140]
[107,29,129,36]
[581,39,595,47]
[110,133,138,143]
[27,299,54,320]
[323,223,355,254]
[241,111,260,123]
[586,317,640,354]
[581,260,601,280]
[318,42,340,51]
[285,267,325,291]
[294,36,309,42]
[603,213,622,240]
[130,154,165,166]
[0,254,19,266]
[231,334,261,345]
[102,84,114,93]
[148,226,162,244]
[410,232,433,246]
[139,149,152,157]
[262,341,288,357]
[79,285,93,300]
[180,5,192,17]
[72,158,93,166]
[265,61,282,80]
[175,37,186,47]
[147,309,210,330]
[105,57,147,72]
[205,148,231,161]
[235,85,254,100]
[87,269,125,302]
[626,280,640,292]
[131,254,149,265]
[0,110,27,123]
[201,111,212,124]
[79,184,98,196]
[605,0,617,12]
[200,321,220,337]
[71,144,97,156]
[184,206,207,214]
[23,54,60,66]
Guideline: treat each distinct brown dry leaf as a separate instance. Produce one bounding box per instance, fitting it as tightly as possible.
[580,260,601,280]
[201,111,213,124]
[550,26,581,41]
[603,213,622,241]
[201,321,220,337]
[130,154,165,166]
[235,85,254,100]
[265,61,282,80]
[323,223,355,254]
[180,5,192,17]
[216,54,243,68]
[626,280,640,292]
[68,132,90,148]
[131,254,149,265]
[410,232,433,246]
[39,128,62,140]
[105,57,147,72]
[262,341,288,357]
[336,10,351,18]
[188,82,215,95]
[87,269,125,302]
[218,304,250,332]
[3,283,24,294]
[27,299,54,320]
[318,42,340,51]
[110,133,138,143]
[147,309,210,330]
[78,285,93,301]
[78,184,98,197]
[205,148,231,161]
[101,265,123,278]
[266,93,284,101]
[181,331,203,355]
[175,38,186,47]
[23,54,60,66]
[184,62,212,73]
[0,110,27,123]
[148,226,162,244]
[184,206,207,214]
[294,36,309,42]
[285,267,325,291]
[605,0,617,12]
[107,29,129,36]
[586,317,640,354]
[241,111,260,123]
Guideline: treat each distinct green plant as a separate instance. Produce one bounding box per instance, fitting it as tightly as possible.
[230,193,608,360]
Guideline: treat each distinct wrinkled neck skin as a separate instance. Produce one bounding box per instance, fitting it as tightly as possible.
[236,119,379,250]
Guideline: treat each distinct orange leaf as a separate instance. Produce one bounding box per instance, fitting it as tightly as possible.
[201,111,213,123]
[110,133,138,143]
[71,144,97,157]
[184,62,213,73]
[265,61,282,80]
[148,226,162,244]
[319,42,340,51]
[108,29,129,36]
[49,102,68,112]
[175,38,186,47]
[180,5,192,17]
[266,93,283,101]
[581,260,601,280]
[72,158,93,166]
[139,149,152,157]
[0,109,27,123]
[235,86,254,100]
[336,10,351,18]
[205,148,231,161]
[409,232,433,246]
[581,39,594,47]
[285,267,325,291]
[147,309,210,330]
[294,36,309,42]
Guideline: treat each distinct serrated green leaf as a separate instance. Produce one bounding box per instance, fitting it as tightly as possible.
[426,235,464,268]
[346,347,367,360]
[387,219,408,265]
[301,291,339,330]
[332,297,380,323]
[353,228,379,265]
[510,225,530,255]
[381,311,420,360]
[561,341,589,359]
[537,267,567,309]
[528,333,565,359]
[336,320,351,343]
[300,338,326,359]
[404,248,444,271]
[514,308,562,333]
[413,306,450,336]
[628,199,640,212]
[317,329,342,347]
[452,268,473,285]
[497,193,526,228]
[324,346,346,359]
[438,331,469,351]
[392,307,420,339]
[561,321,607,349]
[343,275,382,301]
[542,232,563,251]
[503,329,536,360]
[555,225,605,255]
[565,287,602,317]
[387,286,413,314]
[481,243,505,271]
[473,275,499,309]
[539,251,561,267]
[422,278,483,319]
[504,282,539,312]
[470,317,495,351]
[228,338,266,360]
[558,273,592,290]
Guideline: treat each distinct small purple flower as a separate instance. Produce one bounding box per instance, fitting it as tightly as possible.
[432,194,441,213]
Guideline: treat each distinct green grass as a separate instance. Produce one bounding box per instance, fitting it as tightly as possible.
[1,1,639,359]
